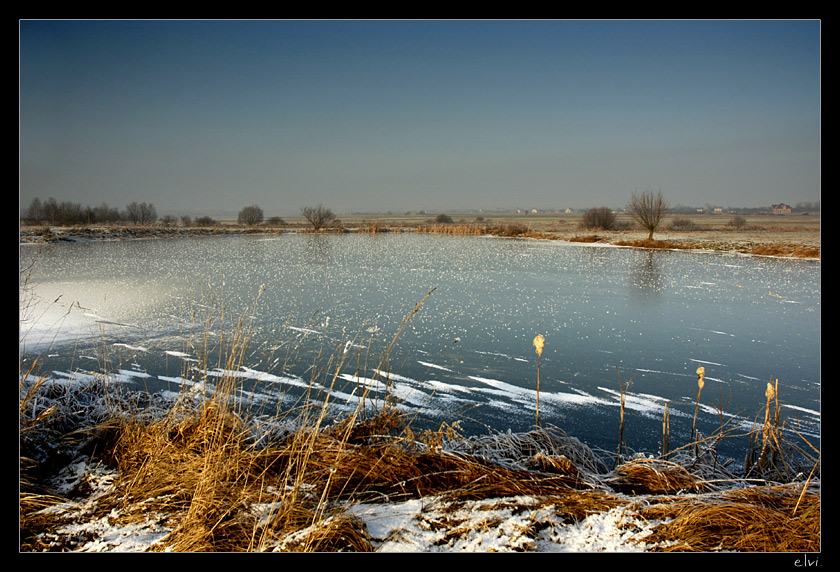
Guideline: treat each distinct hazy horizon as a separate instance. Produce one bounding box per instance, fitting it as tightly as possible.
[20,20,821,218]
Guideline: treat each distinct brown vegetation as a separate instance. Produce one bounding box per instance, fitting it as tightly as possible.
[634,484,820,552]
[745,244,821,258]
[19,364,820,552]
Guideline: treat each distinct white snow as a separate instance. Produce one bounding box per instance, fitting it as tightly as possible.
[346,495,661,552]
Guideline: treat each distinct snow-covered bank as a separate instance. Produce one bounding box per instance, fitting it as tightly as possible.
[20,367,820,553]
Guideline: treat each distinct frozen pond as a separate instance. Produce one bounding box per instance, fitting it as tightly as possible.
[20,232,820,462]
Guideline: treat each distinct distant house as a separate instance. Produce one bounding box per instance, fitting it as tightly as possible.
[772,203,792,215]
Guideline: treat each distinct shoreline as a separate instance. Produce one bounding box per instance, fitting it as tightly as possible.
[19,222,821,259]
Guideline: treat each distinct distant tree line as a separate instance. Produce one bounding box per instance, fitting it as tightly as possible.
[21,197,292,230]
[21,196,230,227]
[22,197,135,226]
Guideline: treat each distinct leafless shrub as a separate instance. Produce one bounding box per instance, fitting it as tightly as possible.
[580,207,616,230]
[301,204,336,231]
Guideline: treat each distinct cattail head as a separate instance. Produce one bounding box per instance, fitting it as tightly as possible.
[533,334,545,357]
[696,366,705,390]
[765,382,776,401]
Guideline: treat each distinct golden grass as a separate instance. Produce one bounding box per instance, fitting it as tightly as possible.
[613,238,692,250]
[567,234,605,243]
[607,458,710,495]
[634,483,820,552]
[745,243,821,258]
[96,395,377,552]
[414,222,550,240]
[19,362,821,552]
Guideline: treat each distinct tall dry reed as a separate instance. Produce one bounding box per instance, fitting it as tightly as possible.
[691,366,705,455]
[614,368,632,466]
[533,334,545,427]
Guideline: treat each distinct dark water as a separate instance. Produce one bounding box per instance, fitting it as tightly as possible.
[20,233,820,461]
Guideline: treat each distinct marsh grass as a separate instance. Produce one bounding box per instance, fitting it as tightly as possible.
[19,288,820,552]
[633,483,820,552]
[19,362,69,541]
[746,243,821,258]
[415,222,547,239]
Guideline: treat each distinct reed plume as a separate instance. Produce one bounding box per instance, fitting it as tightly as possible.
[757,379,778,471]
[691,366,705,454]
[533,334,545,427]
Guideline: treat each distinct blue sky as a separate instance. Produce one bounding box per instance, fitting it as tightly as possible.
[19,20,821,217]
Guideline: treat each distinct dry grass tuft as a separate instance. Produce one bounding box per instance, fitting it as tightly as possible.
[614,238,689,250]
[607,458,709,495]
[636,483,820,552]
[414,222,549,240]
[358,222,392,234]
[415,223,487,235]
[568,234,604,243]
[746,243,820,258]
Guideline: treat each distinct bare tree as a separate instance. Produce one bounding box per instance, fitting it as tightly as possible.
[301,204,336,231]
[23,197,43,224]
[125,202,157,225]
[93,201,120,224]
[238,204,264,226]
[125,202,141,224]
[55,201,83,225]
[627,190,668,240]
[139,202,157,224]
[43,197,58,225]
